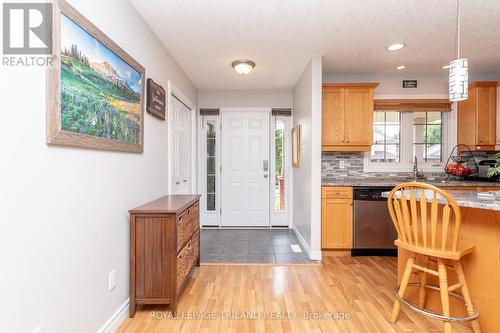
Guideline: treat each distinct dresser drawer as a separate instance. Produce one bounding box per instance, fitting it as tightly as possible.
[176,207,191,252]
[189,202,199,236]
[176,230,199,293]
[322,186,353,199]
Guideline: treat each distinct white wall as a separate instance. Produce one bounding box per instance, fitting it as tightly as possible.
[198,90,292,107]
[0,0,196,332]
[292,56,322,260]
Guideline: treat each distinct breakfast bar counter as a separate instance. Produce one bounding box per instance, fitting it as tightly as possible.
[382,189,500,332]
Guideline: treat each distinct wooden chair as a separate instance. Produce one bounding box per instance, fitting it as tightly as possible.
[387,182,480,333]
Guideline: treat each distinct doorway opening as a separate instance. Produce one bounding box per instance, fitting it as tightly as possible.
[198,108,313,263]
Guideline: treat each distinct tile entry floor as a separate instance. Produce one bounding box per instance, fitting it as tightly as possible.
[200,228,318,264]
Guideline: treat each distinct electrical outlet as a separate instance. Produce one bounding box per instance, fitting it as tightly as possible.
[32,327,42,333]
[339,160,345,169]
[108,270,116,292]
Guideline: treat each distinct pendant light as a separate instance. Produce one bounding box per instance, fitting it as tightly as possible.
[449,0,468,102]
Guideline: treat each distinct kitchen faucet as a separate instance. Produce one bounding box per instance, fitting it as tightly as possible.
[412,155,422,180]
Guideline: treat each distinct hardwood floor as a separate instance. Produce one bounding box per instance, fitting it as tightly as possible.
[117,256,472,333]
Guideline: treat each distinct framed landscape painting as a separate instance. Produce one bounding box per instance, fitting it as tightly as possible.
[47,0,145,153]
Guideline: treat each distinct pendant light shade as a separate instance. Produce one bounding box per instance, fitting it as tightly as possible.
[449,58,468,101]
[449,0,468,102]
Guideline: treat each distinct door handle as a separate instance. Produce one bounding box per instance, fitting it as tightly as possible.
[264,174,268,178]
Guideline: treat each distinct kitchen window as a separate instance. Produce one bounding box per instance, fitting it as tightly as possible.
[366,111,449,171]
[371,112,401,162]
[413,112,442,162]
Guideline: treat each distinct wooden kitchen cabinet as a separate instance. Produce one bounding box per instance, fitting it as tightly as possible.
[322,83,378,151]
[321,187,353,249]
[457,81,497,150]
[496,82,500,145]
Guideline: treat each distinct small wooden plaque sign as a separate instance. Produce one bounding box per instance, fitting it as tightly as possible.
[402,80,418,88]
[146,78,166,120]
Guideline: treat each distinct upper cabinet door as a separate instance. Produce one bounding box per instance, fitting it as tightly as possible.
[457,90,477,149]
[496,85,500,145]
[343,87,374,146]
[475,86,496,146]
[458,82,497,150]
[322,89,345,146]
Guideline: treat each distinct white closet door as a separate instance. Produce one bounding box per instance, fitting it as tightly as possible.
[172,97,191,194]
[221,111,270,226]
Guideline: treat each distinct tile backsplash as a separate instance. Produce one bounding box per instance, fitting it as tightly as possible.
[322,152,365,178]
[321,152,495,179]
[322,151,499,179]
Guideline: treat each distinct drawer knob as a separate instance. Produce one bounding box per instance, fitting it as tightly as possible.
[336,191,340,195]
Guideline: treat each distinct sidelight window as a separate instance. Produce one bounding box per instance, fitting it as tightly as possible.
[274,119,285,212]
[205,120,216,211]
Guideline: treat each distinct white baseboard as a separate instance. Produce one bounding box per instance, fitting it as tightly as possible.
[97,298,129,333]
[292,226,322,261]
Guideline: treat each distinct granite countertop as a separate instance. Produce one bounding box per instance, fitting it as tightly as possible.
[322,177,500,187]
[381,189,500,211]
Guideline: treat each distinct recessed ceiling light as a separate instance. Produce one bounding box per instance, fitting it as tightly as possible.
[442,65,450,69]
[386,43,406,51]
[231,59,255,75]
[396,65,407,70]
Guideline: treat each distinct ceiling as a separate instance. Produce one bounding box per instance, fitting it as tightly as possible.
[130,0,500,91]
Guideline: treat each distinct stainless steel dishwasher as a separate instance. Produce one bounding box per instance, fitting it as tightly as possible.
[352,187,397,256]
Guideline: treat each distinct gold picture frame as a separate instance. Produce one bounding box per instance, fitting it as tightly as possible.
[47,0,145,153]
[292,125,301,168]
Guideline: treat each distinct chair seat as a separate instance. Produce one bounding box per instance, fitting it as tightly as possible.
[395,239,475,260]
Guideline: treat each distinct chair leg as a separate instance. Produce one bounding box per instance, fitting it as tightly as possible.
[391,254,415,323]
[453,261,481,333]
[437,258,452,333]
[418,255,428,308]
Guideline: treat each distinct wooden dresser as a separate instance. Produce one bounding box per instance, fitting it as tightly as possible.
[129,195,200,317]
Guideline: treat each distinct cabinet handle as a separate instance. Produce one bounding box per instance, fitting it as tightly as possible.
[346,138,350,143]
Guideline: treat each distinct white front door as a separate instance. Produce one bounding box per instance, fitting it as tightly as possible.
[172,96,191,194]
[221,111,270,226]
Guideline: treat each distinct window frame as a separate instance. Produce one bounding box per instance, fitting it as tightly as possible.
[371,111,402,163]
[270,115,291,227]
[364,111,451,172]
[199,115,220,226]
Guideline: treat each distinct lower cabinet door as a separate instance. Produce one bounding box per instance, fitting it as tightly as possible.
[321,198,353,249]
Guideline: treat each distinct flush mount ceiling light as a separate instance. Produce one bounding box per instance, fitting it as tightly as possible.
[386,43,406,51]
[449,0,468,102]
[231,60,255,75]
[396,65,407,70]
